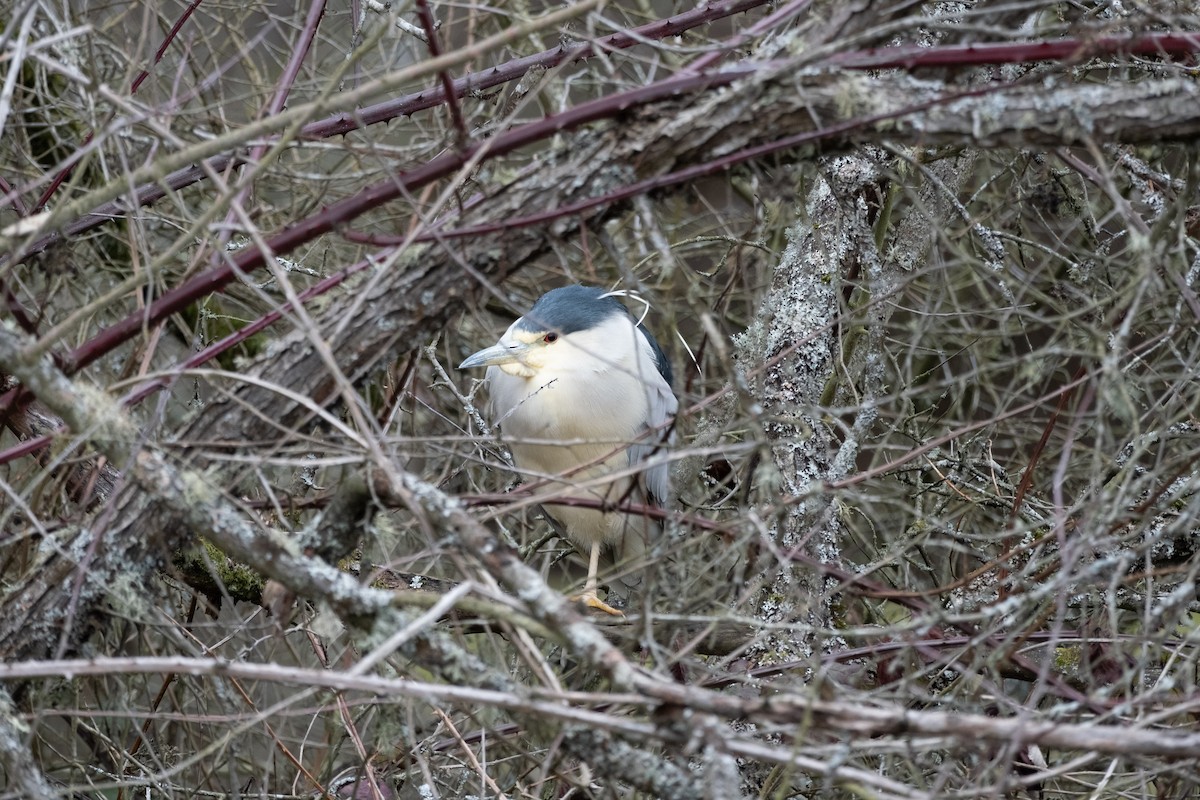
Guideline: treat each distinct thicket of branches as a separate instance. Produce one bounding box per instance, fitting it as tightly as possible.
[2,1,1200,798]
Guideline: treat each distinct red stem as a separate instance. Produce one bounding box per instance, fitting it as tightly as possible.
[828,30,1200,70]
[414,0,469,148]
[6,0,768,265]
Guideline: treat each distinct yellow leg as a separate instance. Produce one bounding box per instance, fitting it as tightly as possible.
[570,543,624,616]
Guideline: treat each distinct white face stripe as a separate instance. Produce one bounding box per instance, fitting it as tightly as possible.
[506,325,545,347]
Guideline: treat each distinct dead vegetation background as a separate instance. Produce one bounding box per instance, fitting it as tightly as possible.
[2,1,1200,798]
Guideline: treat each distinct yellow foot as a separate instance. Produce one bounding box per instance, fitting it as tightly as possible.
[570,591,625,617]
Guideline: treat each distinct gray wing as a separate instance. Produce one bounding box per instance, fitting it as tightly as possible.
[628,328,678,507]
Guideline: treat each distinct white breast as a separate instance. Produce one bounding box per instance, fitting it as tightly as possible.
[485,313,670,546]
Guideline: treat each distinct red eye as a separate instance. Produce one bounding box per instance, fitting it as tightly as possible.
[543,332,559,344]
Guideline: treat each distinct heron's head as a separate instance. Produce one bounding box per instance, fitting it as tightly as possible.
[459,285,671,384]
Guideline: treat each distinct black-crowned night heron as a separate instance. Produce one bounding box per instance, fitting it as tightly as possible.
[459,285,677,615]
